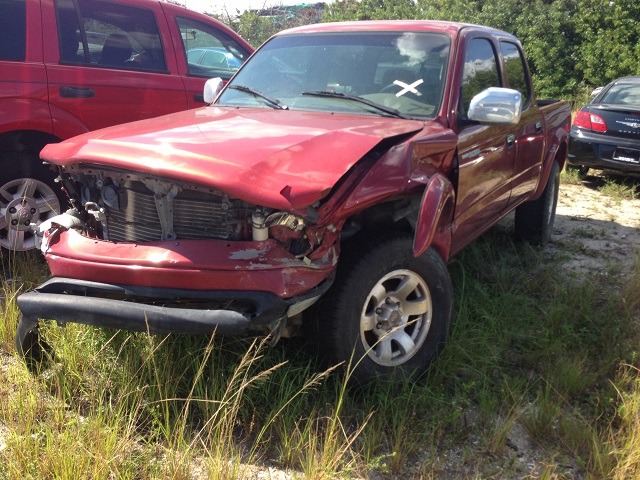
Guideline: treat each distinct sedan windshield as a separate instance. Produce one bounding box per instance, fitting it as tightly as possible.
[216,31,451,119]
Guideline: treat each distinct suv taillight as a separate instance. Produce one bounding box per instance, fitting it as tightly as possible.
[573,109,607,133]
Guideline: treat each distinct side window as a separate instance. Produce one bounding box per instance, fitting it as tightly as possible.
[177,17,250,80]
[460,38,501,122]
[500,41,531,107]
[55,0,166,72]
[0,0,26,61]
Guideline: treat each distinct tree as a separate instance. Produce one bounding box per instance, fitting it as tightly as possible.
[324,0,418,21]
[573,0,640,87]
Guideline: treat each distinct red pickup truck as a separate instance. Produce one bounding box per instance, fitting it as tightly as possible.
[0,0,252,251]
[17,21,571,383]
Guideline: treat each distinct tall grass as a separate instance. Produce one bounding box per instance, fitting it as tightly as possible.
[1,225,639,478]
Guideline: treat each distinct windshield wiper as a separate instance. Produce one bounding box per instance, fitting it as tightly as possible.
[301,90,409,119]
[228,85,288,110]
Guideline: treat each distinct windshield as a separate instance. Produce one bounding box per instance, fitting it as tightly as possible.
[216,31,450,119]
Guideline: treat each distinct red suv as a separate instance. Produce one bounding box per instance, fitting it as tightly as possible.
[0,0,252,251]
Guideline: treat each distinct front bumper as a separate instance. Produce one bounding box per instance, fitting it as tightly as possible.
[42,229,337,299]
[17,276,332,336]
[568,128,640,174]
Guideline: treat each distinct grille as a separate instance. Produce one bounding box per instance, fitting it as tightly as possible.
[105,182,253,242]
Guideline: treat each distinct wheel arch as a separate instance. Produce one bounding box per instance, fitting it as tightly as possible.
[0,129,62,159]
[532,134,568,200]
[337,172,455,263]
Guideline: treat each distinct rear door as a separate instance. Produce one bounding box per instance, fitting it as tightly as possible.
[162,5,253,109]
[43,0,188,138]
[499,40,545,208]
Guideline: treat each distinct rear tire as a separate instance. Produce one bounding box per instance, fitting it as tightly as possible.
[310,233,453,384]
[515,161,560,245]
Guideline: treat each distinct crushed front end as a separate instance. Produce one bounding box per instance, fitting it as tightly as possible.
[18,165,338,342]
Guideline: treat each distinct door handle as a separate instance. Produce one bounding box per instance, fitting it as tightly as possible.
[534,121,542,133]
[506,133,516,147]
[60,86,95,98]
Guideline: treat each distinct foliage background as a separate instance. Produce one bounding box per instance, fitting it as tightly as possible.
[220,0,640,101]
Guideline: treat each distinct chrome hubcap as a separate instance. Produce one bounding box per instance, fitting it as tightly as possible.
[0,178,61,251]
[360,269,432,367]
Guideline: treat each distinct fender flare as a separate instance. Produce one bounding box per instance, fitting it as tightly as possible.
[532,128,568,199]
[412,173,455,261]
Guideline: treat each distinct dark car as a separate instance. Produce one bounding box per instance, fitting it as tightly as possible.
[568,76,640,177]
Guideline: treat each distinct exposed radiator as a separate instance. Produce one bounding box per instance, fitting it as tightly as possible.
[105,182,253,242]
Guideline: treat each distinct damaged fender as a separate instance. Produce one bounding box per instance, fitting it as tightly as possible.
[413,173,455,260]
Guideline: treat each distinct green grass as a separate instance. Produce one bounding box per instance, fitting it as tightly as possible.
[1,228,640,478]
[561,165,584,185]
[597,177,639,202]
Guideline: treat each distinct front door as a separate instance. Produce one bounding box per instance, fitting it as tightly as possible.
[452,36,515,255]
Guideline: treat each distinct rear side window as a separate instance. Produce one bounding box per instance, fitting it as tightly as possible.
[460,38,501,121]
[177,16,250,80]
[55,0,166,72]
[500,41,531,107]
[0,0,26,61]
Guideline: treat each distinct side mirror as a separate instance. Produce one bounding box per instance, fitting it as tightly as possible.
[468,87,522,124]
[203,77,224,104]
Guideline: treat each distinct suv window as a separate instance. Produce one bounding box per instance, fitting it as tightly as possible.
[500,41,531,107]
[55,0,166,72]
[0,0,26,61]
[460,38,501,121]
[177,16,250,79]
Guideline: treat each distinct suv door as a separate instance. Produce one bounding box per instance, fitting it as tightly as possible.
[44,0,188,138]
[167,10,252,108]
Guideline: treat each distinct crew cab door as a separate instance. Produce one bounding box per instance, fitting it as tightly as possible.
[43,0,188,139]
[499,40,545,208]
[451,36,516,254]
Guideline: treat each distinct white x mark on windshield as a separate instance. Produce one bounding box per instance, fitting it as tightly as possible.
[393,79,423,97]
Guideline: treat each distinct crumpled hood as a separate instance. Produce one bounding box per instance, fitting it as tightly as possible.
[41,107,425,210]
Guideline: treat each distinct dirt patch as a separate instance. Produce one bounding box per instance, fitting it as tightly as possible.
[550,179,640,278]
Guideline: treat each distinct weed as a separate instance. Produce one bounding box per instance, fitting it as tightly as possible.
[561,166,584,185]
[598,177,639,201]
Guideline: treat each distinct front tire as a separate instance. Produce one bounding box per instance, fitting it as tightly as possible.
[313,234,453,383]
[515,161,560,245]
[15,314,50,372]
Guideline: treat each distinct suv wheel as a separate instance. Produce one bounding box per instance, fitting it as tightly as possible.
[0,154,63,251]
